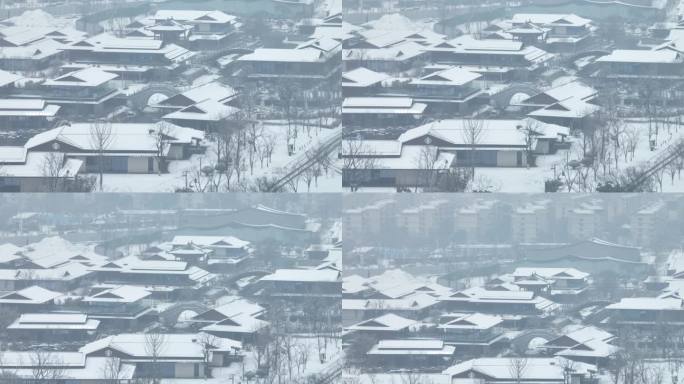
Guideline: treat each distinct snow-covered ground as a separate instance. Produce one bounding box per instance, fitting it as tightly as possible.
[344,372,450,384]
[466,118,684,193]
[95,122,341,192]
[160,335,341,384]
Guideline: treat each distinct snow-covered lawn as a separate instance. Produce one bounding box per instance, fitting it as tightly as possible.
[95,122,341,192]
[186,335,342,384]
[479,118,684,192]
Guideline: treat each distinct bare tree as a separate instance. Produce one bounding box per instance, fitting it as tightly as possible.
[401,371,430,384]
[246,122,264,175]
[624,126,640,162]
[151,122,173,175]
[89,120,113,191]
[102,355,123,384]
[261,132,278,167]
[30,350,65,382]
[197,333,219,378]
[41,152,65,192]
[508,356,528,384]
[462,118,485,179]
[144,332,167,384]
[520,120,540,169]
[414,145,444,191]
[342,140,380,191]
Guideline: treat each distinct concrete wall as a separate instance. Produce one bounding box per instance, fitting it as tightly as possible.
[167,145,184,160]
[497,151,521,167]
[128,157,152,174]
[174,362,198,378]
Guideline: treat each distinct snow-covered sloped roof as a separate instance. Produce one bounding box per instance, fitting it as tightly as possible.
[175,82,238,105]
[342,67,389,88]
[44,67,118,87]
[511,13,592,27]
[9,313,100,331]
[438,312,503,330]
[411,67,481,86]
[239,48,324,63]
[0,354,135,380]
[345,41,426,62]
[513,267,589,280]
[24,122,203,153]
[80,333,241,358]
[0,69,22,87]
[0,285,63,304]
[83,285,152,303]
[606,297,684,311]
[443,357,596,379]
[260,268,341,283]
[154,10,237,24]
[596,49,680,64]
[398,119,530,147]
[347,313,418,332]
[0,151,81,177]
[171,235,250,249]
[163,99,240,122]
[368,339,455,355]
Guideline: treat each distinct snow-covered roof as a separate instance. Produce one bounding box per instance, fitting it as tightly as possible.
[0,351,86,367]
[411,67,481,86]
[0,151,82,177]
[0,263,92,282]
[528,97,599,119]
[83,285,151,303]
[157,82,238,107]
[555,338,618,358]
[200,312,268,334]
[342,97,427,114]
[512,13,592,27]
[596,49,680,64]
[344,41,425,62]
[80,333,241,358]
[67,34,196,62]
[297,37,341,52]
[428,35,554,64]
[171,235,250,249]
[43,67,118,87]
[443,357,596,378]
[8,313,100,331]
[438,313,503,330]
[0,38,64,59]
[154,10,237,24]
[398,119,533,147]
[0,242,23,262]
[24,122,203,153]
[347,313,417,332]
[513,267,589,280]
[440,287,558,313]
[195,296,265,320]
[0,99,60,117]
[556,326,614,344]
[0,69,21,87]
[523,81,597,105]
[238,48,325,63]
[0,285,63,304]
[371,145,455,170]
[606,297,683,311]
[368,339,455,355]
[260,268,340,283]
[343,293,438,312]
[163,98,240,121]
[342,67,389,88]
[0,354,135,380]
